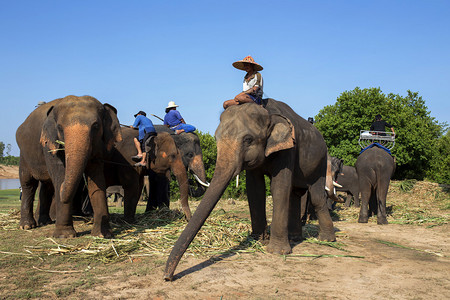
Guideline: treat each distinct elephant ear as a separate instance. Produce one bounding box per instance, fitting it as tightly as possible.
[102,103,123,152]
[265,114,295,157]
[40,106,60,156]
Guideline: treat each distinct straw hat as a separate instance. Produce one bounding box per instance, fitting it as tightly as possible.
[232,55,263,71]
[166,101,179,109]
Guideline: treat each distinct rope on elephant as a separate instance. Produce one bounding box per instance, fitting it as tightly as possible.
[101,159,136,168]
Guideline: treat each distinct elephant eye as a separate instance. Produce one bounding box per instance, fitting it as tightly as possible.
[243,135,253,145]
[186,152,194,159]
[92,122,100,130]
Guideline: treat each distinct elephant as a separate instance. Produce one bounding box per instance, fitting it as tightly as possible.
[103,127,192,222]
[355,146,395,224]
[335,165,360,207]
[106,185,124,207]
[164,99,337,280]
[145,125,208,212]
[16,95,122,238]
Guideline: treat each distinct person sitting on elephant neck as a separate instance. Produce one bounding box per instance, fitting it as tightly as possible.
[370,114,395,137]
[130,110,156,167]
[223,55,264,109]
[164,101,196,135]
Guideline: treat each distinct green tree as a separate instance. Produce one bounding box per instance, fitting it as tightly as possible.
[315,87,445,180]
[427,130,450,184]
[0,142,4,158]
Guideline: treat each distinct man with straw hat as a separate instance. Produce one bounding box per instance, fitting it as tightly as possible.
[164,101,196,135]
[223,55,264,109]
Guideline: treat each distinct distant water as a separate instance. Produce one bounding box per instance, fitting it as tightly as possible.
[0,179,20,190]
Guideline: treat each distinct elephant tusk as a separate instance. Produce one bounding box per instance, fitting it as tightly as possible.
[333,181,343,188]
[193,173,210,187]
[325,186,330,192]
[236,174,239,188]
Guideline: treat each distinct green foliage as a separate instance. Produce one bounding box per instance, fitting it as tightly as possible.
[0,155,20,165]
[427,130,450,184]
[0,141,19,165]
[315,87,446,180]
[400,179,417,192]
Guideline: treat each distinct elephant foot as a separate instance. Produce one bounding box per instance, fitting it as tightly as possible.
[318,231,336,242]
[53,226,77,238]
[358,215,369,223]
[38,215,54,226]
[377,217,388,225]
[91,224,113,238]
[19,218,37,230]
[266,240,292,255]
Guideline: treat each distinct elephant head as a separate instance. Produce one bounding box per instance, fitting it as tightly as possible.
[146,132,191,219]
[40,96,122,221]
[164,104,294,280]
[154,125,209,197]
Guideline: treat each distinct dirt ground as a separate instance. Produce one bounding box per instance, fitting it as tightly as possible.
[0,165,19,179]
[0,164,449,299]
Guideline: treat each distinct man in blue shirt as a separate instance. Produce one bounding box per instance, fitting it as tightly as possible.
[130,111,156,167]
[164,101,196,134]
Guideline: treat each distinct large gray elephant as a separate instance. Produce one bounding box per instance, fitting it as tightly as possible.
[103,127,192,222]
[335,165,360,207]
[16,95,122,238]
[145,125,208,212]
[164,99,336,280]
[355,146,395,224]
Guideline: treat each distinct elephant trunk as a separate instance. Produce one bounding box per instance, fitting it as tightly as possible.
[61,124,91,205]
[171,155,191,220]
[190,154,209,188]
[164,140,239,281]
[325,157,344,203]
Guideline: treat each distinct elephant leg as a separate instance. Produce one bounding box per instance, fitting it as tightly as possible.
[354,191,361,207]
[309,182,336,242]
[85,163,112,238]
[19,169,38,230]
[53,179,77,238]
[358,179,371,223]
[123,177,143,223]
[368,191,377,217]
[344,192,352,207]
[300,190,309,225]
[246,169,268,243]
[157,174,170,208]
[37,181,54,226]
[146,173,158,212]
[376,181,390,225]
[288,188,305,242]
[267,162,293,255]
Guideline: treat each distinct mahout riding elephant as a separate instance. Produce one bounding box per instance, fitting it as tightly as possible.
[145,125,208,212]
[103,127,192,221]
[16,95,122,238]
[355,147,395,224]
[164,99,337,280]
[335,165,360,207]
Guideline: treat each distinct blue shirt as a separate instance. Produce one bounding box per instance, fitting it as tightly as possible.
[164,110,183,127]
[133,115,155,140]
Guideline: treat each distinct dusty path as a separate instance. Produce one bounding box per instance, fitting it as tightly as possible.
[79,222,449,299]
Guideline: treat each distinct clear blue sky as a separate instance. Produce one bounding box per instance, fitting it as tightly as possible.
[1,0,449,156]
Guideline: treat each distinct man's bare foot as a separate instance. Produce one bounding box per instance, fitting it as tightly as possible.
[175,130,184,135]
